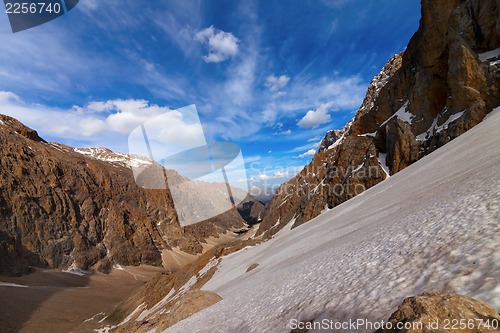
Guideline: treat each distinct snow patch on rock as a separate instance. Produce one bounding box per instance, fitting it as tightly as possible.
[417,110,465,141]
[377,153,390,178]
[478,47,500,61]
[380,100,413,126]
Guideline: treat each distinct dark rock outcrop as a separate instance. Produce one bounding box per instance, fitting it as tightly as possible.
[257,0,500,238]
[318,130,340,152]
[0,115,45,142]
[237,194,266,225]
[383,118,420,174]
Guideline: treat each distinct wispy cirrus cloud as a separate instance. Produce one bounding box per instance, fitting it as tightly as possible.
[261,75,365,123]
[307,136,321,142]
[0,25,106,97]
[195,7,264,141]
[275,129,292,135]
[151,0,203,57]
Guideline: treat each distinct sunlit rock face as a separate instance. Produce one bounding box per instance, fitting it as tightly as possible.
[258,0,500,238]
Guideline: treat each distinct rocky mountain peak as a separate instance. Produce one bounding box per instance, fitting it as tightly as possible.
[318,129,340,152]
[354,52,404,121]
[0,116,249,276]
[73,147,154,169]
[257,0,500,238]
[0,114,45,142]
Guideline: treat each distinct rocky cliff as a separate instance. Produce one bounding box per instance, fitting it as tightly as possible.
[257,0,500,237]
[236,194,266,225]
[0,114,247,276]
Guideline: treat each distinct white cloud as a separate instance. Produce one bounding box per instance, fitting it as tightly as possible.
[72,99,173,136]
[272,91,287,98]
[273,171,289,178]
[257,174,270,181]
[195,26,239,63]
[0,91,206,153]
[266,74,290,98]
[0,8,189,103]
[246,170,291,183]
[223,49,257,107]
[275,129,292,135]
[266,75,290,92]
[79,0,99,11]
[297,102,334,129]
[244,155,261,164]
[289,143,316,153]
[296,149,317,158]
[0,25,104,95]
[197,20,262,141]
[152,2,202,59]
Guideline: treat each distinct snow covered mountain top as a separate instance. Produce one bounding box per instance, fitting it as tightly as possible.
[73,147,152,169]
[167,107,500,333]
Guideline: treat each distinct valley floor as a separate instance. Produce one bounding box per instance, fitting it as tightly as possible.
[0,265,164,333]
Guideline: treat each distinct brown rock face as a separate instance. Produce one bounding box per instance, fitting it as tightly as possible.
[318,130,340,152]
[375,292,500,333]
[237,194,266,225]
[382,118,420,174]
[257,134,387,237]
[352,0,500,156]
[258,0,500,238]
[0,114,245,276]
[0,115,45,142]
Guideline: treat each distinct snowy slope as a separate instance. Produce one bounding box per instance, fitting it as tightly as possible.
[73,147,153,168]
[167,107,500,333]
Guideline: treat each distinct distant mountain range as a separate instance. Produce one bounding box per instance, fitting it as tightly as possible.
[248,185,275,204]
[0,115,266,276]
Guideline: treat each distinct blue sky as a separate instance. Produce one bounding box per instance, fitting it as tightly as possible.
[0,0,421,189]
